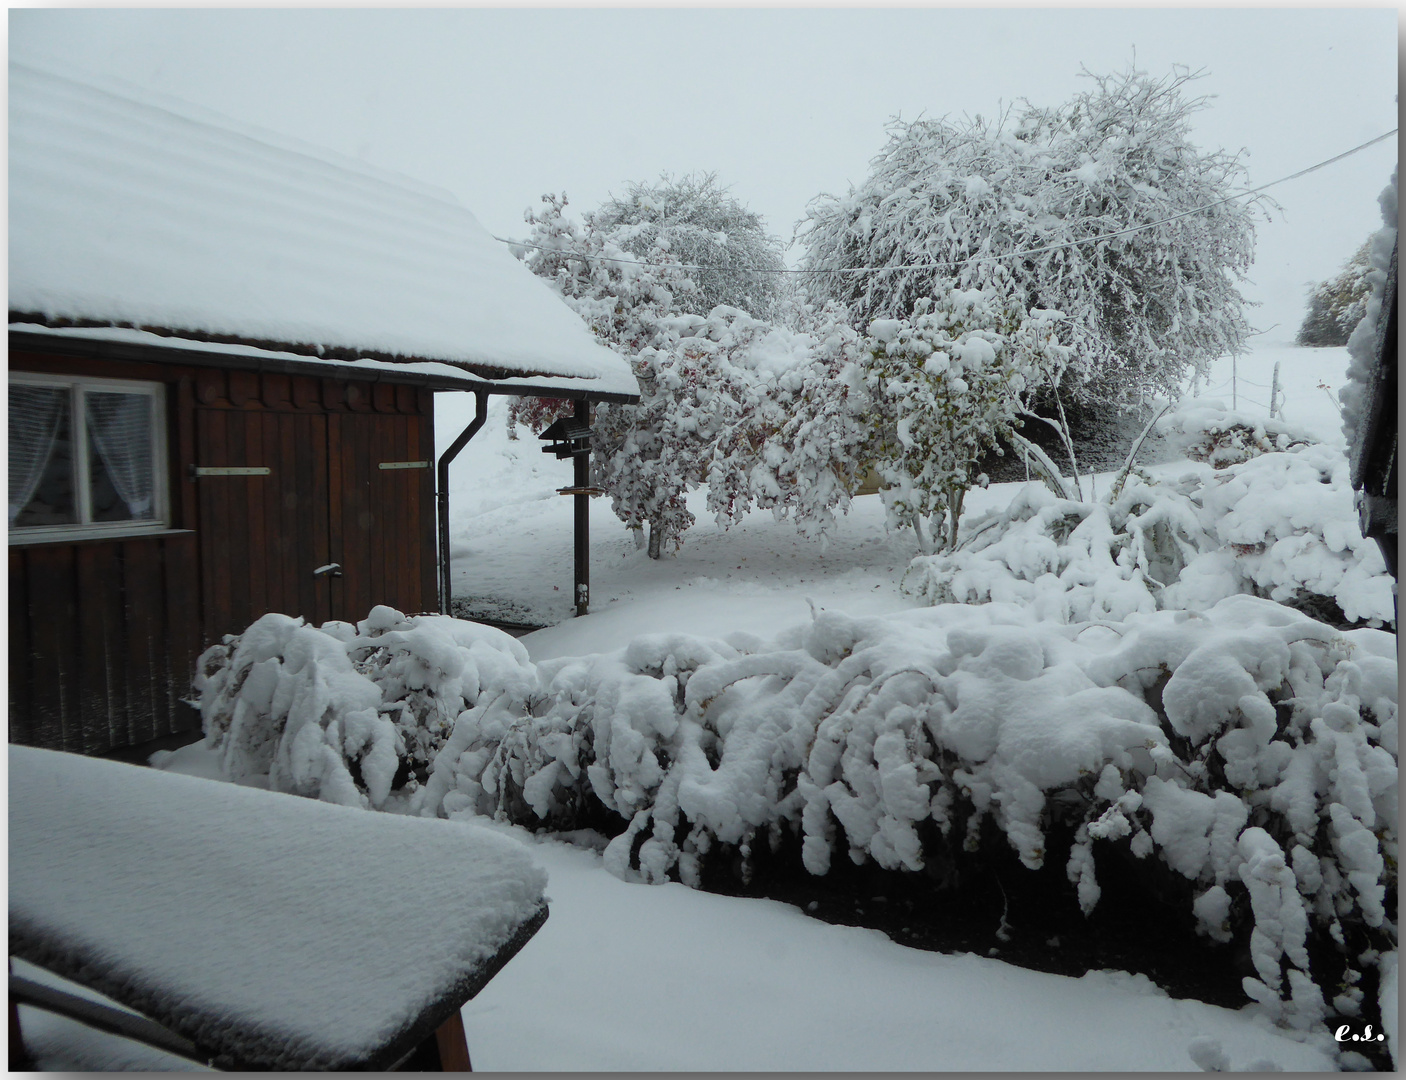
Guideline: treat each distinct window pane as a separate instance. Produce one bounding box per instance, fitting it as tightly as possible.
[86,391,157,523]
[9,385,77,526]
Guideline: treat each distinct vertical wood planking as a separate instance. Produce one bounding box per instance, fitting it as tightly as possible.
[195,368,224,406]
[174,376,198,531]
[308,413,331,626]
[261,372,290,410]
[9,551,32,742]
[341,409,367,620]
[165,532,202,722]
[227,369,256,407]
[292,375,318,410]
[289,411,316,622]
[406,414,421,610]
[27,545,79,751]
[243,409,270,624]
[417,402,438,611]
[327,410,346,622]
[357,411,379,618]
[399,414,418,611]
[373,382,396,414]
[75,544,123,753]
[123,539,163,744]
[380,416,400,611]
[199,408,233,642]
[224,411,252,633]
[276,410,302,618]
[264,409,288,622]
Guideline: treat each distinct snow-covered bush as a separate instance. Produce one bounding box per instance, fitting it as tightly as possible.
[797,66,1260,408]
[1297,240,1376,347]
[407,599,1393,1032]
[905,401,1395,629]
[197,606,538,809]
[198,597,1397,1034]
[1156,399,1312,468]
[862,284,1071,552]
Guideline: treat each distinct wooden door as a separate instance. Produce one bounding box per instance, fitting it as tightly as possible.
[329,409,432,621]
[196,408,333,641]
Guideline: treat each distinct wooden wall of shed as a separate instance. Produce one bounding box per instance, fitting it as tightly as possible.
[9,533,201,754]
[9,347,439,756]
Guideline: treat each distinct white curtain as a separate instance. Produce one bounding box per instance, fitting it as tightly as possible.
[9,385,66,524]
[85,392,155,519]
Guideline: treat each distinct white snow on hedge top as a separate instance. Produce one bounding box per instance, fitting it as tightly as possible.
[9,745,547,1070]
[9,62,637,397]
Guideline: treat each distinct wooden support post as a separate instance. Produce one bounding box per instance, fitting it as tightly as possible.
[434,1011,473,1072]
[11,974,30,1072]
[573,398,590,617]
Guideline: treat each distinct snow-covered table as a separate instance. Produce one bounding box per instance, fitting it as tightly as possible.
[8,746,549,1070]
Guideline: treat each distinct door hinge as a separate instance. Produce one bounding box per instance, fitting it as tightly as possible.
[191,466,271,477]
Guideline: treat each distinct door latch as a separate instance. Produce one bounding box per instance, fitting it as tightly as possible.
[313,563,343,578]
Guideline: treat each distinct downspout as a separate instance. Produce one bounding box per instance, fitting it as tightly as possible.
[437,389,489,615]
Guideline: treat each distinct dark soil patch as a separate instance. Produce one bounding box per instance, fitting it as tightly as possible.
[449,596,547,637]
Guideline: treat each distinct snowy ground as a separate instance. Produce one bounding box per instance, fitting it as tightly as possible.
[437,337,1355,654]
[456,824,1339,1072]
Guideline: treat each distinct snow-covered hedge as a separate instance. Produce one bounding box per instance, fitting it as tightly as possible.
[196,607,537,809]
[905,401,1395,629]
[198,597,1396,1035]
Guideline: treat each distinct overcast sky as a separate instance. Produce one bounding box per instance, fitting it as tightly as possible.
[9,7,1399,340]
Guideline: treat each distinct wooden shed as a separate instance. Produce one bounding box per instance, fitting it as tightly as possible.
[8,62,638,758]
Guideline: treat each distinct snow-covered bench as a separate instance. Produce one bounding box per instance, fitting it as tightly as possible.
[8,745,548,1070]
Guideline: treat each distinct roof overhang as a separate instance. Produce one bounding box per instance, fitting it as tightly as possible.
[8,324,641,404]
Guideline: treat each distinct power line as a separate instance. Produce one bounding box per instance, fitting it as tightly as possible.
[495,128,1397,277]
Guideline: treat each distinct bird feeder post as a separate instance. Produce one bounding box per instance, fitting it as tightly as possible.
[573,398,591,617]
[537,405,598,618]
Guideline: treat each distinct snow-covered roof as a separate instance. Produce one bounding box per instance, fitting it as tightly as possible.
[8,62,638,400]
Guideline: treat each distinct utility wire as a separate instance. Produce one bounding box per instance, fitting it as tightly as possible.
[495,128,1397,277]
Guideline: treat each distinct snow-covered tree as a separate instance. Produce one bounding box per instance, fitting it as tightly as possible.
[677,301,871,547]
[797,67,1261,408]
[512,193,867,557]
[1298,241,1375,347]
[590,172,787,320]
[509,193,703,556]
[862,283,1071,552]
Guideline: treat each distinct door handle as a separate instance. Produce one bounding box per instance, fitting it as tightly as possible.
[313,563,343,578]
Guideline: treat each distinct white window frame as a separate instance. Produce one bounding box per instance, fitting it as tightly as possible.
[9,373,170,544]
